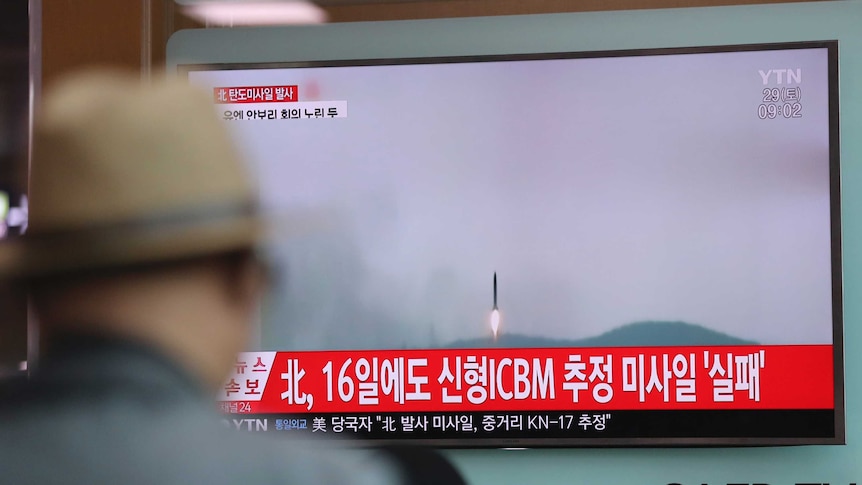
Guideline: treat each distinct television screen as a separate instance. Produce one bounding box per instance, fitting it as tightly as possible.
[183,41,842,447]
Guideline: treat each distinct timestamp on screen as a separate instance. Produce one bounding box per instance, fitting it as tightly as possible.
[758,102,802,120]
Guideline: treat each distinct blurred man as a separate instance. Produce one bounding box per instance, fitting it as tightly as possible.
[0,71,397,485]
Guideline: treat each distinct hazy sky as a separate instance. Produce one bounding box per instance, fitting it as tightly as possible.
[190,47,835,349]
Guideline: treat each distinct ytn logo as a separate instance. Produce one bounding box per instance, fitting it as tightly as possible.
[759,69,802,85]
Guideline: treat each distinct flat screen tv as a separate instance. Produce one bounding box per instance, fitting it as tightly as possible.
[181,40,842,447]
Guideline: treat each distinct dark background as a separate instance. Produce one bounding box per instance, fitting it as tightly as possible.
[0,0,31,374]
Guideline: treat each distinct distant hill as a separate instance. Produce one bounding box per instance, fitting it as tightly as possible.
[444,320,756,349]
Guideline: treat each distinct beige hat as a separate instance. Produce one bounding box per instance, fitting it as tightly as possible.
[0,70,265,279]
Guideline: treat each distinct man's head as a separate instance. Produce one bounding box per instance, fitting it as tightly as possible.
[0,70,269,391]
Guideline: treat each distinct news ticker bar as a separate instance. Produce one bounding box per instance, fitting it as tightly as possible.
[223,409,836,440]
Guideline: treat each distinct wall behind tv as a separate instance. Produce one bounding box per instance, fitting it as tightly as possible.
[166,1,861,483]
[40,0,814,88]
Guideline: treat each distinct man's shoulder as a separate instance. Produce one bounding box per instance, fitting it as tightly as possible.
[0,390,399,485]
[222,434,402,485]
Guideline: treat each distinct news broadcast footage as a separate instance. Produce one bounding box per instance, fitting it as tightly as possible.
[185,42,842,446]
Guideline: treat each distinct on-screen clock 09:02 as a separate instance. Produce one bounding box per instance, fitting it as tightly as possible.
[758,102,802,119]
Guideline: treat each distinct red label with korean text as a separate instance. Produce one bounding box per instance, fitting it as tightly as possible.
[214,85,298,104]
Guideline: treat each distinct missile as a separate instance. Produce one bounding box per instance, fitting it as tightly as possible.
[493,272,498,310]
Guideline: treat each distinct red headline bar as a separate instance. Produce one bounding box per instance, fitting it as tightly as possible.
[219,345,834,414]
[213,85,298,104]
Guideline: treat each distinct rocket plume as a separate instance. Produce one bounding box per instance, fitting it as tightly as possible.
[490,309,500,339]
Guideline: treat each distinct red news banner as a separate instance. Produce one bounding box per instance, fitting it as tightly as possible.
[219,345,834,414]
[213,85,299,104]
